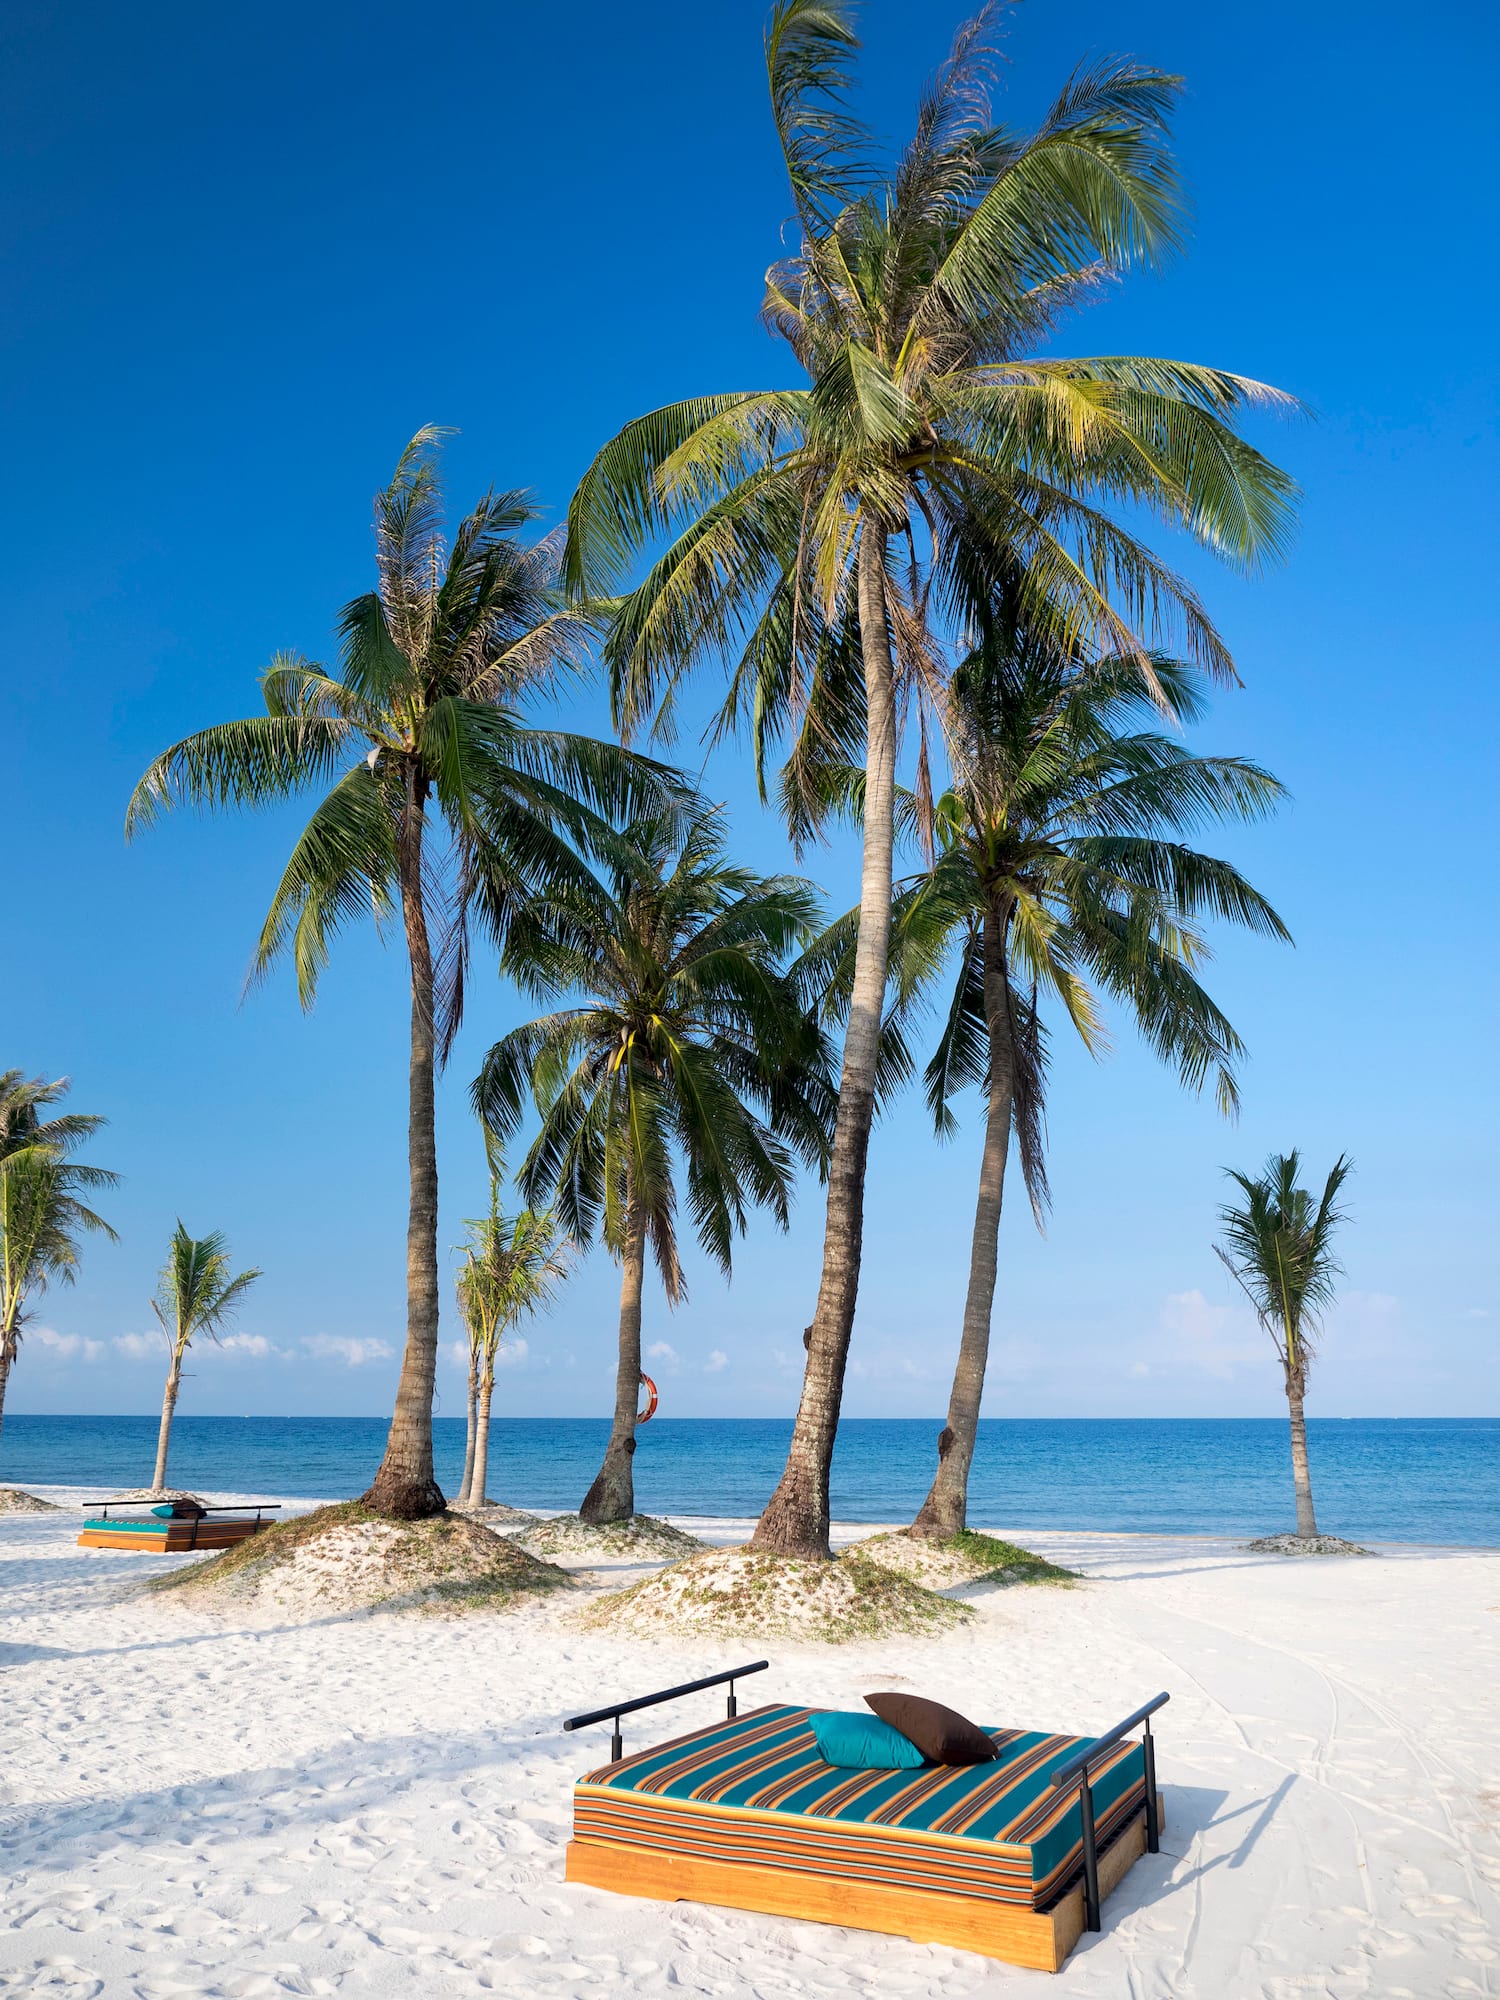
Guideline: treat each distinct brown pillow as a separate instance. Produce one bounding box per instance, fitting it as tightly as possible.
[864,1692,998,1765]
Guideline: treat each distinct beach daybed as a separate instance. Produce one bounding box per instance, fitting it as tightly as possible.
[563,1664,1167,1973]
[76,1499,280,1552]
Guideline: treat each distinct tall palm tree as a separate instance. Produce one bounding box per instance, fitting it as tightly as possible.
[565,2,1298,1555]
[128,431,668,1518]
[0,1074,118,1447]
[868,644,1291,1535]
[1216,1152,1353,1539]
[474,808,833,1522]
[149,1223,261,1493]
[454,1190,571,1509]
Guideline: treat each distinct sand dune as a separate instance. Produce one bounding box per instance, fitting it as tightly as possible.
[1,1494,1496,1997]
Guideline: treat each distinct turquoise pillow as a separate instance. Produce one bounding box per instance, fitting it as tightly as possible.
[150,1505,175,1518]
[811,1710,927,1769]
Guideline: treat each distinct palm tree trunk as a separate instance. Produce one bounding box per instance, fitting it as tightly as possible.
[152,1348,183,1493]
[581,1190,646,1524]
[0,1318,17,1449]
[753,525,896,1560]
[1286,1367,1318,1537]
[361,772,446,1520]
[912,903,1015,1538]
[470,1357,496,1509]
[457,1343,479,1507]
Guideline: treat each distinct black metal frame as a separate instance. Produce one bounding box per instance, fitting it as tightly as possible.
[563,1661,770,1765]
[1047,1692,1168,1931]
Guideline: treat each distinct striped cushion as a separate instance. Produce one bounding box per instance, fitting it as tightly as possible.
[575,1703,1145,1909]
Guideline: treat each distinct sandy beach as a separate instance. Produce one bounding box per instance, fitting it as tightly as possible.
[2,1496,1497,1999]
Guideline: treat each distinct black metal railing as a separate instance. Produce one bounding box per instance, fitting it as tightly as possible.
[563,1661,770,1764]
[83,1503,282,1520]
[1048,1691,1169,1932]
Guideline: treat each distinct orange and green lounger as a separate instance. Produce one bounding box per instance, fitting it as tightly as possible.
[76,1500,279,1552]
[564,1665,1167,1972]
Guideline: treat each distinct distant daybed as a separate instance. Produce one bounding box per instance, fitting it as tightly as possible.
[563,1664,1167,1974]
[76,1498,280,1553]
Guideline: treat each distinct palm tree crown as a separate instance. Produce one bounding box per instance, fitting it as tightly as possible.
[911,648,1291,1144]
[0,1074,118,1450]
[1217,1152,1353,1387]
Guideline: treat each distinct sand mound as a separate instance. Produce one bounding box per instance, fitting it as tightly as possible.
[150,1503,574,1617]
[0,1486,59,1512]
[513,1513,707,1564]
[455,1500,539,1528]
[1245,1532,1373,1557]
[581,1545,972,1644]
[853,1528,1077,1589]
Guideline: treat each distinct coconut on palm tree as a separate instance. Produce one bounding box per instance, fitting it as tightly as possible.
[454,1189,570,1510]
[565,1,1299,1556]
[474,807,832,1523]
[0,1073,118,1447]
[1216,1151,1353,1539]
[868,642,1291,1536]
[148,1223,261,1494]
[128,431,670,1518]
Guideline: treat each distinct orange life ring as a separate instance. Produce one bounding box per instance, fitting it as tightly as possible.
[637,1373,658,1424]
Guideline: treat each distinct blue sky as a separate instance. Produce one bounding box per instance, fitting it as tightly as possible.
[4,0,1495,1425]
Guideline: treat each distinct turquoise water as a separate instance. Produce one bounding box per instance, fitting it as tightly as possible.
[2,1415,1495,1545]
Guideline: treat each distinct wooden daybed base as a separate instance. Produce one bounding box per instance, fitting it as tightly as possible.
[562,1665,1170,1974]
[567,1790,1163,1973]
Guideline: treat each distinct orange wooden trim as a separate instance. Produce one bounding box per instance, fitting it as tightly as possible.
[76,1521,270,1552]
[564,1798,1160,1973]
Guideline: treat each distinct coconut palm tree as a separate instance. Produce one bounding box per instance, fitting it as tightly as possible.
[128,431,670,1518]
[148,1223,261,1493]
[1216,1152,1353,1539]
[474,807,833,1522]
[565,2,1299,1555]
[874,643,1291,1535]
[454,1190,571,1509]
[0,1074,118,1447]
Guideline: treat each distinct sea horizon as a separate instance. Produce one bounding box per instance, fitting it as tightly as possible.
[7,1413,1496,1547]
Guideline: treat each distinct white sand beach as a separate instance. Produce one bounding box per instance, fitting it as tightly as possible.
[2,1496,1497,1999]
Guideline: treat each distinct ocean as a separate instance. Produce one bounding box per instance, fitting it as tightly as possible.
[2,1414,1495,1545]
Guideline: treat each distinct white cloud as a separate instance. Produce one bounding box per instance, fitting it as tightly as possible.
[301,1334,393,1368]
[216,1332,274,1358]
[1129,1361,1151,1378]
[704,1349,729,1373]
[32,1326,104,1363]
[495,1337,529,1369]
[113,1331,161,1361]
[645,1341,679,1374]
[1464,1307,1491,1321]
[1158,1288,1264,1382]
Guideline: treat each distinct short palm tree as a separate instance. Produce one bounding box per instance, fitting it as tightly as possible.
[474,808,832,1522]
[566,2,1298,1556]
[128,430,667,1518]
[454,1190,571,1509]
[149,1223,261,1493]
[0,1074,118,1447]
[872,643,1290,1535]
[1216,1152,1353,1538]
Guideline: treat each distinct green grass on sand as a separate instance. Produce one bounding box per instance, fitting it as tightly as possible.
[852,1527,1079,1590]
